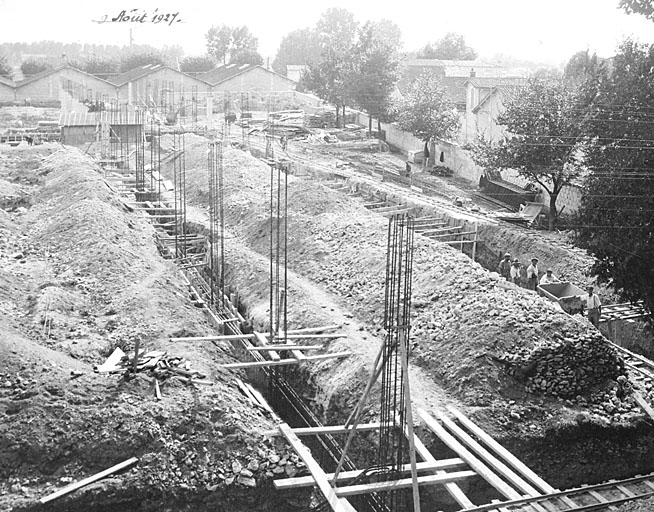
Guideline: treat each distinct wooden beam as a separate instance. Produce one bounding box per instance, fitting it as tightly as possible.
[254,331,280,361]
[280,324,341,335]
[222,352,352,369]
[40,457,138,504]
[633,391,654,422]
[273,333,345,340]
[279,424,357,512]
[418,226,462,235]
[275,459,468,489]
[429,230,478,238]
[334,470,477,497]
[401,417,474,508]
[448,407,557,494]
[246,345,324,351]
[434,410,544,501]
[290,422,382,436]
[170,334,255,342]
[418,409,522,500]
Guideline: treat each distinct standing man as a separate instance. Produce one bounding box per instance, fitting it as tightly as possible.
[510,259,522,286]
[526,258,539,291]
[498,253,512,281]
[585,286,602,327]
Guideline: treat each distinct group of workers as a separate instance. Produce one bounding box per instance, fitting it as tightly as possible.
[498,252,602,327]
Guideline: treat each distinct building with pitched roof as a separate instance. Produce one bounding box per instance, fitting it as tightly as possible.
[199,64,296,92]
[14,65,116,104]
[108,64,211,106]
[461,77,527,142]
[0,75,15,102]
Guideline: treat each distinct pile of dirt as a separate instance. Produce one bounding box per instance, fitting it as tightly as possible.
[0,146,303,512]
[165,140,636,425]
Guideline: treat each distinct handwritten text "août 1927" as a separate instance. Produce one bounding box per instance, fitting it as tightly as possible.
[95,9,182,26]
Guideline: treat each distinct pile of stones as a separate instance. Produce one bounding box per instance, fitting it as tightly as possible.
[497,331,625,398]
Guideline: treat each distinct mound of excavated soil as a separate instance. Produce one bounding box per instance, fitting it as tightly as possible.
[0,146,303,512]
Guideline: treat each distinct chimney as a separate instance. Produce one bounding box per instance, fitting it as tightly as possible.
[470,68,476,77]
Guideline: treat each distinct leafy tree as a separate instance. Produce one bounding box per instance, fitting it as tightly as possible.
[0,55,11,77]
[119,52,165,73]
[350,21,401,134]
[564,49,602,80]
[205,25,263,66]
[393,71,461,142]
[230,27,263,65]
[619,0,654,20]
[180,55,215,74]
[300,9,359,127]
[315,8,358,47]
[21,60,52,76]
[471,79,585,230]
[418,32,477,60]
[574,40,654,319]
[206,25,232,64]
[272,28,321,75]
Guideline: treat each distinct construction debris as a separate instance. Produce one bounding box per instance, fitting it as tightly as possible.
[94,348,210,390]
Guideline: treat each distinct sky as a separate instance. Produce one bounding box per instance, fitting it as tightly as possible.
[0,0,652,67]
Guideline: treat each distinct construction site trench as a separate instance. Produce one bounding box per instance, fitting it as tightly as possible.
[2,132,654,512]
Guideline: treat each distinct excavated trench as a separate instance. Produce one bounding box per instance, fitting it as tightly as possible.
[5,141,654,512]
[170,137,654,511]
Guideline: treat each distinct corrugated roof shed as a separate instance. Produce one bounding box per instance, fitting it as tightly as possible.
[16,65,115,88]
[59,111,142,126]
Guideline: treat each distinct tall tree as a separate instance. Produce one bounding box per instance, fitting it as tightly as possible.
[575,40,654,320]
[205,25,263,66]
[393,71,461,142]
[564,49,602,80]
[300,9,359,127]
[619,0,654,20]
[206,25,232,65]
[471,79,585,230]
[230,27,263,65]
[418,32,477,60]
[272,28,321,75]
[350,21,401,134]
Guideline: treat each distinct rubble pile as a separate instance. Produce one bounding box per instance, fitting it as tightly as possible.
[170,144,627,409]
[496,332,625,398]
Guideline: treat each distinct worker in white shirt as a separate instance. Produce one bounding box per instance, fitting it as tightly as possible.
[539,269,559,285]
[584,286,602,327]
[510,259,521,285]
[526,258,539,291]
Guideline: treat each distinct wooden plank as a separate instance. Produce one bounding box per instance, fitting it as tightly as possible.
[170,334,256,342]
[633,392,654,421]
[222,352,352,369]
[397,327,422,512]
[279,424,357,512]
[290,422,382,436]
[418,409,521,500]
[40,457,138,504]
[273,333,345,340]
[434,410,547,512]
[246,345,324,351]
[280,324,341,335]
[334,470,477,497]
[406,421,474,508]
[275,459,467,489]
[449,407,558,494]
[254,331,280,361]
[154,379,162,400]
